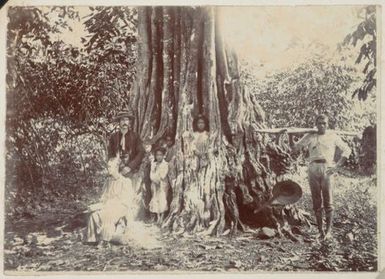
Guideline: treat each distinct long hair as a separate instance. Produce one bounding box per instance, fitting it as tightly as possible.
[192,114,209,132]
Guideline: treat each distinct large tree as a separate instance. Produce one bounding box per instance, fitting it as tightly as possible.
[130,7,304,236]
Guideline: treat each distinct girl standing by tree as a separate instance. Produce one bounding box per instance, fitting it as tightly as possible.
[181,114,212,229]
[191,114,210,171]
[149,147,170,224]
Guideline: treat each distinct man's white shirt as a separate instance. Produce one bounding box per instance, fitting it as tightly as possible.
[294,130,351,166]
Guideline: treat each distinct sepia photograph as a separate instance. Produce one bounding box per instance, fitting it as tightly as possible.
[2,2,380,274]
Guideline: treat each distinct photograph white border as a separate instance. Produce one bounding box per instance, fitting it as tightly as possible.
[0,0,383,278]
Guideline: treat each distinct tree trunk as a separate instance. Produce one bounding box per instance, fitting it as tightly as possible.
[131,7,304,236]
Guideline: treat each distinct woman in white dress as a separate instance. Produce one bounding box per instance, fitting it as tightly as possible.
[85,110,143,244]
[85,156,140,243]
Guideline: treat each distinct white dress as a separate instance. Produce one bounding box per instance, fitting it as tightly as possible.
[191,131,209,169]
[86,157,140,242]
[182,131,211,218]
[149,160,169,214]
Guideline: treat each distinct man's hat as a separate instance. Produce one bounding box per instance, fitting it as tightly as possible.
[271,180,302,206]
[114,109,135,122]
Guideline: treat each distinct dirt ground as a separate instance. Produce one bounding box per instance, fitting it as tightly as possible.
[3,168,377,273]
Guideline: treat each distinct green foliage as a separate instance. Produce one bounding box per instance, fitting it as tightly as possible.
[335,176,377,270]
[7,6,137,124]
[81,6,138,114]
[5,118,108,219]
[6,6,138,212]
[241,57,375,131]
[83,7,137,53]
[358,125,376,175]
[341,6,376,100]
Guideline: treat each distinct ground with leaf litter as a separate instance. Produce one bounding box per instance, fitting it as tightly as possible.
[4,167,377,273]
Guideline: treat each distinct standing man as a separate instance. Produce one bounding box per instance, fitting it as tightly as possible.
[287,114,351,240]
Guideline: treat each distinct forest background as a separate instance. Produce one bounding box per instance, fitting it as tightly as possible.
[2,3,379,272]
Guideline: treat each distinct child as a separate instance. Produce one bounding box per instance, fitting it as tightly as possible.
[154,135,176,163]
[149,147,170,224]
[191,114,210,170]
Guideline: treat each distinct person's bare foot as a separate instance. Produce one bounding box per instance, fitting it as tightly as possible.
[323,231,332,240]
[317,230,325,242]
[97,240,111,249]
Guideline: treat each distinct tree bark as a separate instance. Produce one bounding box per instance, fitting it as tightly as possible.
[131,7,306,236]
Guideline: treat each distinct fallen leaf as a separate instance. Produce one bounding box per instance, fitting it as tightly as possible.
[347,232,354,241]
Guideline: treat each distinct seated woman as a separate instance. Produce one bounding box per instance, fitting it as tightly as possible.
[85,156,140,244]
[85,110,143,244]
